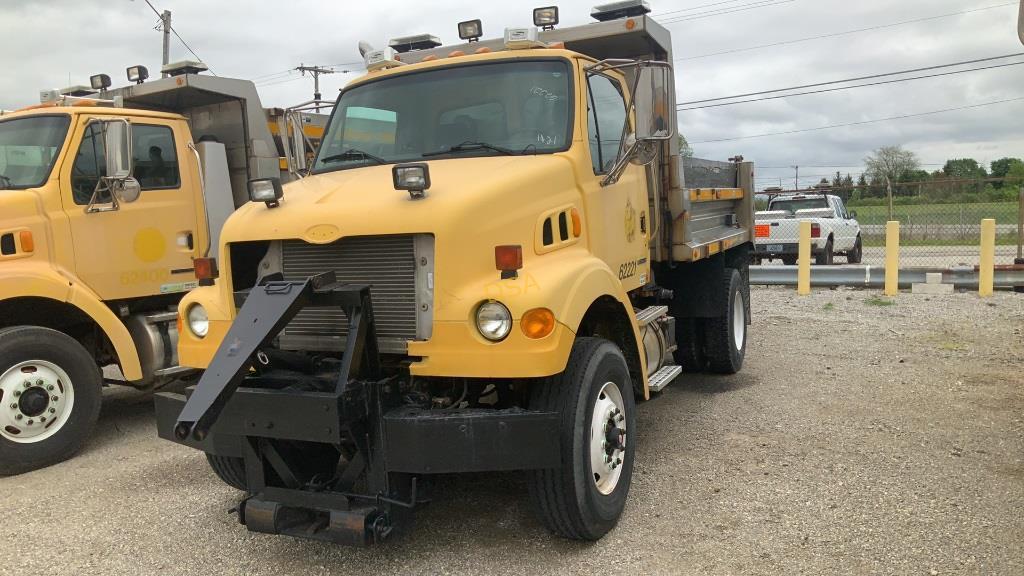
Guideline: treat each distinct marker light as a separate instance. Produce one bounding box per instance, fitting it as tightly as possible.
[89,74,111,91]
[127,65,150,84]
[18,231,34,253]
[392,163,430,198]
[187,304,209,338]
[521,308,555,339]
[811,223,821,238]
[494,245,523,272]
[193,257,219,286]
[248,178,284,207]
[476,301,512,342]
[533,6,559,29]
[458,19,482,41]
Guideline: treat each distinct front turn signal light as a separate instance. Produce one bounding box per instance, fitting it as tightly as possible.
[18,231,34,253]
[521,308,555,339]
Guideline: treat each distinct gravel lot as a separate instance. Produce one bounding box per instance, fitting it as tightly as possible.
[2,287,1021,576]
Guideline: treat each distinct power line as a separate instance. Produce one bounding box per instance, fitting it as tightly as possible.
[652,0,758,17]
[690,96,1024,144]
[675,2,1017,61]
[680,53,1024,106]
[660,0,796,23]
[679,60,1024,110]
[140,0,216,75]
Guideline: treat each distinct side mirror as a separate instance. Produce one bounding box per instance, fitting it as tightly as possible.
[103,120,132,179]
[113,177,141,203]
[633,63,674,142]
[850,210,857,219]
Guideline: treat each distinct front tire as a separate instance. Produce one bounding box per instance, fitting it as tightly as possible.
[0,326,102,475]
[205,453,247,490]
[527,337,636,540]
[705,269,748,374]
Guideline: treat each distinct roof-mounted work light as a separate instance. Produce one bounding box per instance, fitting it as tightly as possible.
[533,6,559,29]
[127,65,149,84]
[458,19,483,42]
[591,0,650,22]
[389,34,442,53]
[89,74,111,91]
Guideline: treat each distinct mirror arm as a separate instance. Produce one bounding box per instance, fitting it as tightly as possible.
[84,177,120,214]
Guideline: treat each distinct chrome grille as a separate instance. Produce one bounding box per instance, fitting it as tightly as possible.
[278,235,426,353]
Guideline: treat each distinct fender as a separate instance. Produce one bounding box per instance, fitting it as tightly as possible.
[0,263,143,381]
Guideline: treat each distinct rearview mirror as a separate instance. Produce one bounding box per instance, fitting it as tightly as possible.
[850,210,858,219]
[633,64,674,141]
[113,177,141,203]
[103,119,132,179]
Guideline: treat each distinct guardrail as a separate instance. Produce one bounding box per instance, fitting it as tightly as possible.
[749,265,1024,289]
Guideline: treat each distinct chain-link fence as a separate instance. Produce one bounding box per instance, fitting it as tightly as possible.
[856,195,1021,267]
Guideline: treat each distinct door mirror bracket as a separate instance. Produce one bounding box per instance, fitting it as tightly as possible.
[85,119,137,213]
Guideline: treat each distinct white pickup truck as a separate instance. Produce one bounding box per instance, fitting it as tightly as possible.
[754,193,862,265]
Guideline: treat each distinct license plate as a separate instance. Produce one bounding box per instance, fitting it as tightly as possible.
[767,244,783,252]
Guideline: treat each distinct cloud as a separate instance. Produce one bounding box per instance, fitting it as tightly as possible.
[3,0,1021,188]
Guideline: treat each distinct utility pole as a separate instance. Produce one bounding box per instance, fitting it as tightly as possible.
[791,165,799,190]
[160,10,172,77]
[296,64,335,109]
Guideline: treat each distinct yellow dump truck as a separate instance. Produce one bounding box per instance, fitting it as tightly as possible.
[157,2,756,544]
[0,62,327,474]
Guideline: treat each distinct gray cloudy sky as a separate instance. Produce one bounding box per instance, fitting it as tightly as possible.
[3,0,1022,188]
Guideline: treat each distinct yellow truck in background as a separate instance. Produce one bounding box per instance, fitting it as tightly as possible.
[158,2,756,545]
[0,62,327,474]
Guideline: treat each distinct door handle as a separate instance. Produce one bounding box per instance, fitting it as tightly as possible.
[177,231,194,251]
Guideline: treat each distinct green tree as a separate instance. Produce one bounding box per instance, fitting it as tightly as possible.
[678,134,694,158]
[942,158,987,179]
[990,157,1024,188]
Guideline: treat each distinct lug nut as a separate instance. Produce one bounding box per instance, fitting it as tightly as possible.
[9,403,16,409]
[24,381,31,388]
[36,379,43,386]
[13,390,20,397]
[15,414,22,420]
[47,385,54,391]
[49,408,56,414]
[51,396,58,402]
[40,417,46,423]
[602,440,609,449]
[26,419,33,425]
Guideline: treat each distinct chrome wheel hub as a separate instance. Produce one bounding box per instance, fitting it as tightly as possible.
[0,360,74,443]
[590,381,626,495]
[732,289,745,351]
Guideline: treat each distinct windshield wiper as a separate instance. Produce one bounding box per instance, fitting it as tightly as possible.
[319,148,386,165]
[0,174,11,190]
[423,141,515,158]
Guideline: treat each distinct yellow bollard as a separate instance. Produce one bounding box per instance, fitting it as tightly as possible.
[798,221,811,295]
[979,218,995,297]
[884,221,900,296]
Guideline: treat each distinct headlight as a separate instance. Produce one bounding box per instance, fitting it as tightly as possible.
[187,304,209,338]
[475,301,512,342]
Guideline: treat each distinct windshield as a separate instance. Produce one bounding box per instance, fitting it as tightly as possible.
[0,115,70,190]
[769,197,829,214]
[312,59,572,173]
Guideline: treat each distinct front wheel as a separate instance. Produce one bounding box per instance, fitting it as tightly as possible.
[206,453,247,490]
[0,327,102,475]
[527,337,636,540]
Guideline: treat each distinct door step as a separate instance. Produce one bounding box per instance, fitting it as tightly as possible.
[647,364,682,393]
[635,305,669,327]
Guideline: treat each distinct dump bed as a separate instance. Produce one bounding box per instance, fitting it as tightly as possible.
[671,157,755,262]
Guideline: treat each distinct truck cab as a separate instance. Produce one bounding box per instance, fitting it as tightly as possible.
[158,2,756,545]
[0,63,323,474]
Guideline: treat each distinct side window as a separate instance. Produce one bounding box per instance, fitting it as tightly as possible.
[71,122,106,205]
[586,74,627,174]
[133,124,179,189]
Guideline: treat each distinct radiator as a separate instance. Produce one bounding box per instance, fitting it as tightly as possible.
[276,234,434,354]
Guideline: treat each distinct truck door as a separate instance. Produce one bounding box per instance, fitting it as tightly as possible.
[59,116,199,300]
[830,196,854,250]
[581,71,650,292]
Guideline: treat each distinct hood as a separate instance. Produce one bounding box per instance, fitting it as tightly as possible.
[220,154,580,246]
